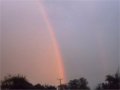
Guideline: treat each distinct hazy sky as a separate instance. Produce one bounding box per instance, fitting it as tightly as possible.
[1,0,119,88]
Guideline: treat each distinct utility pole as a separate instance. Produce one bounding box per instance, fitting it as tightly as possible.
[58,78,62,86]
[58,78,63,90]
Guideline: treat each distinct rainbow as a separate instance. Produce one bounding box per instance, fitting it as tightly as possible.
[37,0,66,83]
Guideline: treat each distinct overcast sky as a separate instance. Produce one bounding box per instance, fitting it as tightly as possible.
[1,0,119,88]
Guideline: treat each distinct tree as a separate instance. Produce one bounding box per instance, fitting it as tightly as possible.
[44,85,56,89]
[96,72,120,90]
[58,84,68,90]
[34,84,45,89]
[1,75,57,90]
[1,75,34,89]
[68,77,90,90]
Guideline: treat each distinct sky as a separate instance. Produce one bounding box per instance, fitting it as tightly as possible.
[1,0,119,88]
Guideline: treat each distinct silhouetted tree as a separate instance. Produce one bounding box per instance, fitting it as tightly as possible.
[34,84,45,89]
[34,84,56,90]
[96,72,120,90]
[1,75,34,89]
[44,85,56,89]
[1,75,57,90]
[68,77,90,90]
[58,84,68,90]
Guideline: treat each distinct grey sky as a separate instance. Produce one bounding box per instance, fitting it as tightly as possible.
[43,0,119,87]
[1,0,119,88]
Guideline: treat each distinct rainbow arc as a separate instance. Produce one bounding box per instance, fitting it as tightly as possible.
[37,0,66,84]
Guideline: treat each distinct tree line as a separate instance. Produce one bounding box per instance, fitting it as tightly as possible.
[0,72,120,90]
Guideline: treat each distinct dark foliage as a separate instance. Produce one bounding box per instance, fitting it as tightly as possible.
[34,84,45,89]
[58,84,69,90]
[68,77,90,90]
[96,72,120,90]
[1,75,34,89]
[44,85,56,89]
[34,84,56,90]
[0,75,57,90]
